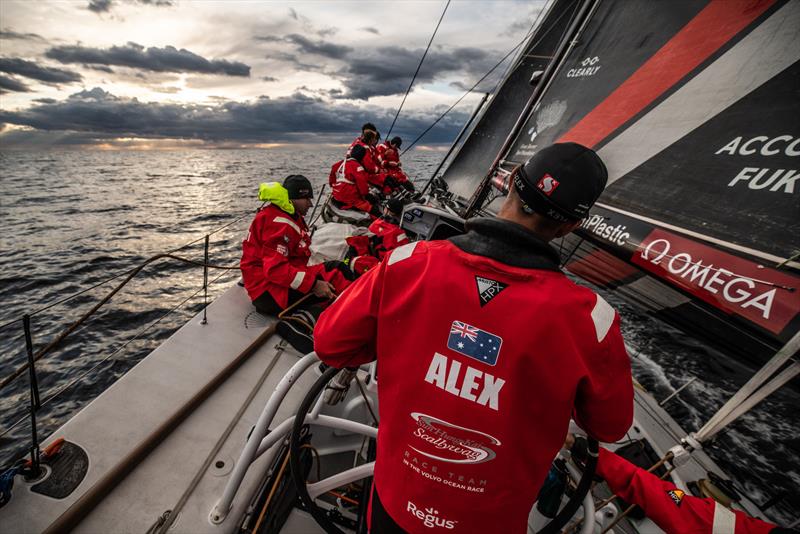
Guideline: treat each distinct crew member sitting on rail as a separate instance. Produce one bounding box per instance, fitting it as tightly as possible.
[566,435,786,534]
[376,136,414,194]
[329,144,383,218]
[315,143,634,533]
[347,123,384,188]
[240,175,351,318]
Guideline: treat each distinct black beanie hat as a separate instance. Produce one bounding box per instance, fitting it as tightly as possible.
[350,144,367,163]
[385,197,404,215]
[513,142,608,222]
[391,136,402,148]
[283,174,313,199]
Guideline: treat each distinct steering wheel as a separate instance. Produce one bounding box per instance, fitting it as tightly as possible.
[289,366,353,534]
[289,368,598,534]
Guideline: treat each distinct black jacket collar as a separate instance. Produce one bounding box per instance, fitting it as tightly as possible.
[448,217,562,272]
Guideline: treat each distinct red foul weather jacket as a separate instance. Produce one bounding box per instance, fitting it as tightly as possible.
[368,216,409,260]
[376,142,411,190]
[348,137,382,179]
[597,448,776,534]
[330,159,375,214]
[240,203,338,308]
[314,218,634,533]
[376,141,400,169]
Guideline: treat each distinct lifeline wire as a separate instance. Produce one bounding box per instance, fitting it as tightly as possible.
[385,0,451,140]
[0,253,240,393]
[0,209,251,333]
[0,267,236,441]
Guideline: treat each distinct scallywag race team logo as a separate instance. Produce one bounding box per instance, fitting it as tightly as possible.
[409,412,500,464]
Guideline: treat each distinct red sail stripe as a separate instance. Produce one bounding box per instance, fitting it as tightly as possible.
[557,0,776,148]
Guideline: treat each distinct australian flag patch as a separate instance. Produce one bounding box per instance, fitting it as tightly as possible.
[447,320,502,366]
[475,276,507,307]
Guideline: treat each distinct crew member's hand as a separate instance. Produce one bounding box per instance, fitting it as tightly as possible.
[312,280,336,299]
[324,367,358,405]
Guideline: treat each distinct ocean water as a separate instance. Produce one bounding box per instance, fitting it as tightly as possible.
[0,148,797,524]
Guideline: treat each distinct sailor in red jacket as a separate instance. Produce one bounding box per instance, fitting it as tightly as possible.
[376,136,414,194]
[368,197,409,260]
[314,143,634,533]
[240,175,351,316]
[347,122,382,178]
[566,435,785,534]
[330,144,383,217]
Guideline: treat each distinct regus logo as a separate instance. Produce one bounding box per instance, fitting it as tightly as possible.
[407,501,457,529]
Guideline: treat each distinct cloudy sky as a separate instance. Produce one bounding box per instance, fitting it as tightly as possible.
[0,0,543,150]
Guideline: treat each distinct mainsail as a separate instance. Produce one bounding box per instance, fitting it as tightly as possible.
[442,0,800,363]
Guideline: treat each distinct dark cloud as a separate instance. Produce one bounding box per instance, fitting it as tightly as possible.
[361,27,380,35]
[0,29,47,42]
[336,45,497,100]
[0,75,30,93]
[261,76,278,82]
[85,64,115,73]
[316,27,338,38]
[0,87,469,146]
[45,42,250,77]
[87,0,174,13]
[264,50,325,73]
[0,58,83,84]
[284,34,352,59]
[33,98,57,104]
[260,32,500,100]
[88,0,113,12]
[257,34,352,60]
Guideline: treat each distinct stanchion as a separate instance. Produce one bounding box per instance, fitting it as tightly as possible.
[23,314,41,476]
[202,235,209,325]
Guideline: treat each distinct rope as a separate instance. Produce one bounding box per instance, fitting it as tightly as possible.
[253,448,292,534]
[0,253,240,393]
[385,0,451,139]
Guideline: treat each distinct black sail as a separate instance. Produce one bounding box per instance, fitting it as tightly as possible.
[457,0,800,363]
